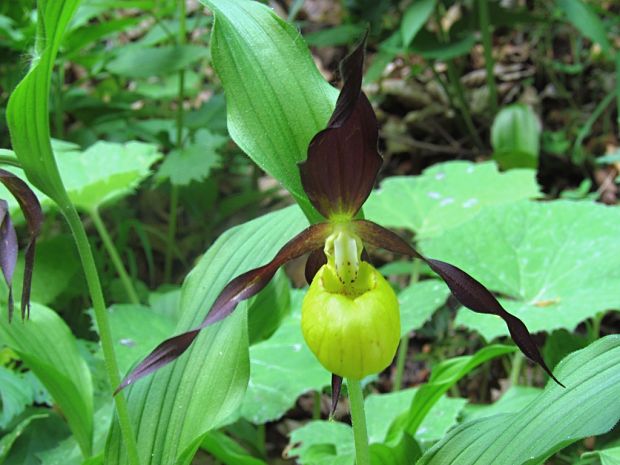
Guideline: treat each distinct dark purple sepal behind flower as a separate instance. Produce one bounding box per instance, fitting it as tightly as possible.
[116,222,333,394]
[0,169,43,320]
[353,219,564,387]
[330,374,342,419]
[0,200,18,321]
[304,248,326,284]
[299,34,382,219]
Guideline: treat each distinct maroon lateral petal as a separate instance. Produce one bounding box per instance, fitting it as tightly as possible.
[353,219,564,387]
[330,374,342,419]
[116,222,333,393]
[304,248,327,284]
[0,201,18,321]
[298,34,382,219]
[0,170,43,320]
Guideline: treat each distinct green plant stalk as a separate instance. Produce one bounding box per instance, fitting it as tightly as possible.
[616,54,620,130]
[590,312,604,341]
[510,351,524,386]
[62,204,139,465]
[393,259,422,391]
[90,208,140,305]
[393,337,409,391]
[478,0,498,114]
[434,5,484,150]
[572,90,616,162]
[347,379,370,465]
[312,390,322,419]
[446,61,484,150]
[164,0,187,282]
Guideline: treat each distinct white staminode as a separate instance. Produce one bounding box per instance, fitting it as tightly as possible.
[323,225,363,286]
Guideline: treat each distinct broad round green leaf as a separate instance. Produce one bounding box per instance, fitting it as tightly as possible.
[399,280,450,336]
[56,141,162,212]
[365,161,540,239]
[421,200,620,339]
[418,335,620,465]
[202,0,339,221]
[104,206,309,465]
[0,303,94,456]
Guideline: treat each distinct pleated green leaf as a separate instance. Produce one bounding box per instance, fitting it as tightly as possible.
[418,335,620,465]
[201,0,339,221]
[6,0,80,205]
[0,303,94,456]
[104,206,309,464]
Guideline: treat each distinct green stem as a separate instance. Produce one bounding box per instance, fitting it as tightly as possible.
[478,0,498,114]
[90,208,140,305]
[62,204,139,465]
[347,379,370,465]
[164,0,187,282]
[393,259,421,391]
[312,390,322,420]
[434,6,484,150]
[256,423,267,457]
[590,312,603,341]
[572,90,616,163]
[446,61,485,150]
[509,351,524,386]
[393,335,409,391]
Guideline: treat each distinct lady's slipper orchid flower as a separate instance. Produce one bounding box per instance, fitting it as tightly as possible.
[116,38,562,404]
[0,168,43,321]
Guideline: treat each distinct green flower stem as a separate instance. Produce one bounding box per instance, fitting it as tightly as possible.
[89,208,140,305]
[434,6,484,150]
[347,379,370,465]
[393,336,409,391]
[393,259,421,391]
[164,0,187,282]
[478,0,498,114]
[510,351,524,386]
[312,390,322,419]
[62,204,139,465]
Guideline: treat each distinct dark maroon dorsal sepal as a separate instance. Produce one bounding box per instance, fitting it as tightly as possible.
[299,33,382,220]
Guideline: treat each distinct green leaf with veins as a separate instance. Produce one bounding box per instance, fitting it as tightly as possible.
[104,206,309,465]
[0,367,36,428]
[56,141,162,212]
[0,414,48,462]
[0,141,162,214]
[241,290,329,424]
[365,161,540,239]
[0,303,93,456]
[582,446,620,465]
[201,0,339,221]
[399,280,449,336]
[420,200,620,340]
[419,335,620,465]
[105,304,176,377]
[157,130,227,186]
[461,386,542,422]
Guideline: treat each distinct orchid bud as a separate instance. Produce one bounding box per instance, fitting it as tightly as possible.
[301,261,400,380]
